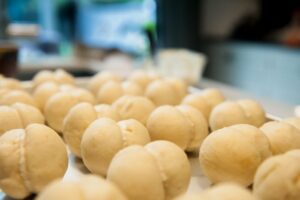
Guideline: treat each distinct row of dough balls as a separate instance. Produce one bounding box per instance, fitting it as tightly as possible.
[199,118,300,187]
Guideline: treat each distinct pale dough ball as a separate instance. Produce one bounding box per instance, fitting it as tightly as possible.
[88,71,122,94]
[97,81,123,104]
[54,69,75,85]
[128,70,160,90]
[176,105,209,151]
[253,154,300,200]
[0,124,68,199]
[200,88,225,108]
[107,141,191,200]
[63,102,98,157]
[237,99,266,127]
[260,121,300,155]
[94,104,121,121]
[0,78,22,90]
[36,175,127,200]
[33,82,60,110]
[209,101,248,131]
[121,81,144,96]
[0,103,44,136]
[145,80,180,105]
[284,117,300,131]
[199,124,272,186]
[176,183,258,200]
[0,90,38,108]
[147,105,193,149]
[113,95,155,125]
[81,118,150,176]
[45,90,95,133]
[182,93,211,120]
[164,77,188,100]
[33,70,54,86]
[33,69,75,87]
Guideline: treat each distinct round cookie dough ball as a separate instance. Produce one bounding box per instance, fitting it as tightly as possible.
[164,77,188,100]
[97,81,123,104]
[182,93,211,120]
[176,183,258,200]
[0,103,44,136]
[36,175,127,200]
[107,140,191,200]
[0,90,38,108]
[260,121,300,155]
[113,95,155,125]
[33,69,75,87]
[45,89,96,133]
[145,80,180,105]
[237,99,266,127]
[88,71,122,94]
[63,102,98,157]
[0,124,68,199]
[94,104,121,121]
[176,105,209,151]
[199,124,272,186]
[209,101,248,131]
[147,105,193,149]
[0,78,22,90]
[81,118,150,176]
[121,81,144,96]
[284,117,300,131]
[200,88,225,108]
[253,154,300,200]
[128,70,160,90]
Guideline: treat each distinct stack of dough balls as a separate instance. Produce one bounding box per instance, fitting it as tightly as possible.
[260,120,300,155]
[44,88,96,132]
[36,175,127,200]
[209,99,266,131]
[88,71,122,94]
[0,89,38,108]
[145,78,187,106]
[33,81,75,111]
[0,103,44,136]
[182,88,225,120]
[112,95,155,125]
[199,124,272,186]
[128,70,160,90]
[81,118,150,176]
[0,124,68,199]
[253,150,300,200]
[0,77,22,90]
[33,69,75,87]
[176,183,258,200]
[107,140,191,200]
[147,105,208,151]
[96,80,143,104]
[63,102,120,157]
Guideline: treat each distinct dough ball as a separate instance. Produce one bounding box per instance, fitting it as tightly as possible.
[164,77,188,100]
[88,71,122,94]
[121,81,144,96]
[36,175,127,200]
[209,101,248,131]
[284,117,300,131]
[237,99,266,127]
[0,78,22,90]
[253,153,300,200]
[63,102,98,157]
[33,69,74,87]
[94,104,121,121]
[260,121,300,155]
[200,88,225,108]
[199,124,272,186]
[33,82,60,111]
[182,93,211,120]
[81,118,150,176]
[97,81,124,104]
[0,90,38,108]
[147,105,193,149]
[145,80,180,105]
[176,105,209,151]
[45,90,95,133]
[113,95,155,125]
[176,183,258,200]
[0,124,68,199]
[128,70,160,90]
[107,140,191,200]
[0,103,44,136]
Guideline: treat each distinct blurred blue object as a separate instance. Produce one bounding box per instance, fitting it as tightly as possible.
[77,0,156,54]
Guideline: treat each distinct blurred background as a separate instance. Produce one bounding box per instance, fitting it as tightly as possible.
[0,0,299,105]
